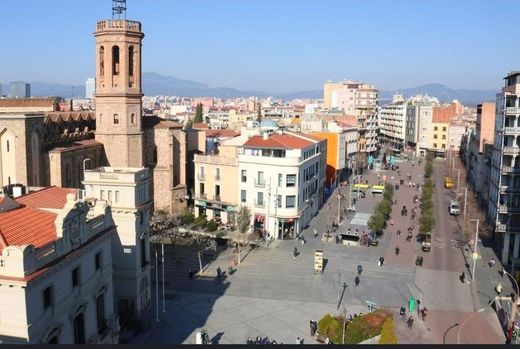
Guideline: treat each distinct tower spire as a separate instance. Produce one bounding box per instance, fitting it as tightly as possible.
[112,0,127,19]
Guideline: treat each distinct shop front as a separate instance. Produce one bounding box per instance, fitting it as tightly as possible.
[277,218,296,240]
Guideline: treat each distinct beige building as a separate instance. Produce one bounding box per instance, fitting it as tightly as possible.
[0,187,117,344]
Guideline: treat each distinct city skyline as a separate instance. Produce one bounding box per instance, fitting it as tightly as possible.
[0,0,518,93]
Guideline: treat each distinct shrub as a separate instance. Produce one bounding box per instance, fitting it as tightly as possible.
[194,214,207,228]
[345,310,388,344]
[180,211,195,225]
[317,314,343,343]
[206,220,218,232]
[379,317,398,344]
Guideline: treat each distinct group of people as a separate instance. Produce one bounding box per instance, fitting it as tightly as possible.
[246,337,279,345]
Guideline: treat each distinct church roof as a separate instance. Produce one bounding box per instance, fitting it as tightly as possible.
[47,139,103,153]
[45,111,96,123]
[0,98,59,109]
[142,115,183,129]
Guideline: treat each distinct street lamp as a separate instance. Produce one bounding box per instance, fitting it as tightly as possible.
[457,308,485,344]
[455,169,461,190]
[460,187,468,217]
[470,219,480,282]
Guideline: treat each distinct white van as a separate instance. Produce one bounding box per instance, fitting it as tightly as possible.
[449,200,461,215]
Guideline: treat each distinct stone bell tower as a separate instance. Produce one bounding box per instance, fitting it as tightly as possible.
[94,2,144,168]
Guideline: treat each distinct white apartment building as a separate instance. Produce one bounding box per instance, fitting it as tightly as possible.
[448,124,468,151]
[0,187,117,344]
[83,167,152,321]
[379,94,408,151]
[489,71,520,264]
[405,102,434,157]
[237,131,326,239]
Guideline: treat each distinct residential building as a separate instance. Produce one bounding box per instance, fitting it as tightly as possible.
[237,129,326,239]
[0,187,117,344]
[476,102,497,153]
[489,71,520,264]
[448,123,468,152]
[85,78,95,100]
[9,81,30,98]
[379,94,407,152]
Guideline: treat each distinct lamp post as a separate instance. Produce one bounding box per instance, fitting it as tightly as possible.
[457,308,485,344]
[470,219,479,281]
[460,187,468,217]
[455,169,461,190]
[337,193,341,224]
[162,243,165,313]
[155,248,159,322]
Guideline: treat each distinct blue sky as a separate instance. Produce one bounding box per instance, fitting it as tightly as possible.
[0,0,518,92]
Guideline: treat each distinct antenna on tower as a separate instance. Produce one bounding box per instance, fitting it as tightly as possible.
[112,0,127,19]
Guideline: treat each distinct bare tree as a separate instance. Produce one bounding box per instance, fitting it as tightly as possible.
[191,234,216,273]
[150,211,182,256]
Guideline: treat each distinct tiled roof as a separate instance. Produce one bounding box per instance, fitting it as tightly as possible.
[0,205,57,253]
[47,139,103,153]
[15,186,76,210]
[243,133,314,149]
[205,129,240,138]
[142,115,182,129]
[45,111,95,123]
[0,98,59,108]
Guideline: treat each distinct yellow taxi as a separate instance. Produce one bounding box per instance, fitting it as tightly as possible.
[444,177,454,189]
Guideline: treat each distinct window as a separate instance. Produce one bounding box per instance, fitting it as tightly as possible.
[434,126,438,131]
[100,190,105,200]
[72,267,80,288]
[107,190,112,202]
[433,143,438,148]
[115,191,120,203]
[140,239,148,268]
[443,127,447,131]
[216,168,221,181]
[6,140,9,152]
[442,144,446,149]
[241,190,246,203]
[95,252,102,271]
[199,183,205,195]
[96,294,106,333]
[241,170,247,182]
[277,195,282,208]
[99,113,103,124]
[442,135,446,140]
[257,192,264,205]
[43,286,53,310]
[130,113,136,125]
[113,114,120,124]
[99,46,105,76]
[257,171,264,185]
[278,174,283,187]
[286,196,296,208]
[286,174,296,187]
[73,313,86,344]
[433,134,438,139]
[128,46,135,77]
[112,45,120,75]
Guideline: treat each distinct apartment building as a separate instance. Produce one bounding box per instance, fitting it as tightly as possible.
[237,131,326,239]
[379,94,407,152]
[405,96,439,155]
[323,80,379,164]
[489,71,520,264]
[0,187,117,344]
[448,123,468,152]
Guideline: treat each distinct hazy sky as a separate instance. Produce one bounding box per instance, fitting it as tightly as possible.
[1,0,518,92]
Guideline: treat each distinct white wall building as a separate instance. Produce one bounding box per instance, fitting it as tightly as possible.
[379,94,407,151]
[85,78,95,100]
[237,130,326,239]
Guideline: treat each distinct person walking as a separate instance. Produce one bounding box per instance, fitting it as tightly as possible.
[293,247,298,259]
[355,276,360,286]
[395,246,400,255]
[407,316,414,329]
[420,307,428,321]
[397,230,401,237]
[460,271,465,283]
[357,264,363,275]
[296,337,300,344]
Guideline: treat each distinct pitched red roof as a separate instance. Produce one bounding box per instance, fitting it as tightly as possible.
[205,129,240,138]
[244,133,314,149]
[142,115,183,129]
[15,186,76,210]
[192,123,209,129]
[47,139,102,153]
[0,206,57,253]
[0,98,59,109]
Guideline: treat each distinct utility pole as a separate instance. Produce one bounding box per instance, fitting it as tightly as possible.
[337,193,341,224]
[456,169,461,190]
[155,249,159,322]
[337,270,341,300]
[265,177,272,247]
[463,187,468,217]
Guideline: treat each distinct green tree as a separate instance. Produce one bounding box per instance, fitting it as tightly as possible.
[184,117,193,130]
[367,211,386,232]
[194,103,204,123]
[236,205,252,235]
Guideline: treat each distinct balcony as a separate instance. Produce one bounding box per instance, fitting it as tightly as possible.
[215,175,221,181]
[499,205,520,214]
[504,127,520,135]
[254,179,266,187]
[500,186,520,193]
[503,147,520,155]
[213,195,221,202]
[197,193,207,199]
[506,107,520,114]
[197,173,206,181]
[501,166,520,174]
[496,223,520,233]
[254,200,265,208]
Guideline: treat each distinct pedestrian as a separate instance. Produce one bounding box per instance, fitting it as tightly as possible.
[421,307,428,321]
[489,258,496,268]
[293,247,298,258]
[301,238,305,246]
[189,269,194,279]
[216,267,222,277]
[407,316,414,329]
[357,264,363,275]
[460,271,465,283]
[395,246,400,255]
[296,337,300,345]
[397,230,401,237]
[400,306,406,319]
[499,266,505,277]
[355,276,360,286]
[496,282,503,294]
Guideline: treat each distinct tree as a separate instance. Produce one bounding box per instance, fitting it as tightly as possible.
[191,234,216,273]
[194,103,204,123]
[236,205,252,235]
[257,103,262,122]
[367,211,386,233]
[150,211,182,256]
[184,117,193,130]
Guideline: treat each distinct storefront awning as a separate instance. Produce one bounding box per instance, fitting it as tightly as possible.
[197,200,206,207]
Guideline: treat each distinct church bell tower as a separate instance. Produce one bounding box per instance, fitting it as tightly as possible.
[94,0,144,167]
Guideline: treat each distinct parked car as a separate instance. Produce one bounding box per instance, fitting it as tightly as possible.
[444,177,454,189]
[449,200,461,215]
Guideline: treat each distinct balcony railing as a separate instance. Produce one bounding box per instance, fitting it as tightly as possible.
[499,205,520,214]
[506,107,520,114]
[213,195,221,201]
[197,173,205,181]
[503,147,520,155]
[500,186,520,193]
[254,200,265,208]
[501,166,520,174]
[504,127,520,135]
[254,179,266,187]
[197,193,207,199]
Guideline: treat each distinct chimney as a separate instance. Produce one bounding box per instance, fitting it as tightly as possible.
[263,132,269,140]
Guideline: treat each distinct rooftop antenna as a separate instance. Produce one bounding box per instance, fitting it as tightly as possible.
[112,0,127,19]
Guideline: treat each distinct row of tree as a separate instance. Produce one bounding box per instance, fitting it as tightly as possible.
[367,184,395,233]
[419,155,435,234]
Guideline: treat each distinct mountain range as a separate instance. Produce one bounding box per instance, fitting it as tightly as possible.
[1,72,498,105]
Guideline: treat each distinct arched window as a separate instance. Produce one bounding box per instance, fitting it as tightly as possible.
[128,46,134,77]
[112,46,120,76]
[113,114,119,124]
[99,46,105,76]
[130,113,136,125]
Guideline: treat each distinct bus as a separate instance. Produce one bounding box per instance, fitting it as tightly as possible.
[371,185,385,195]
[353,183,370,193]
